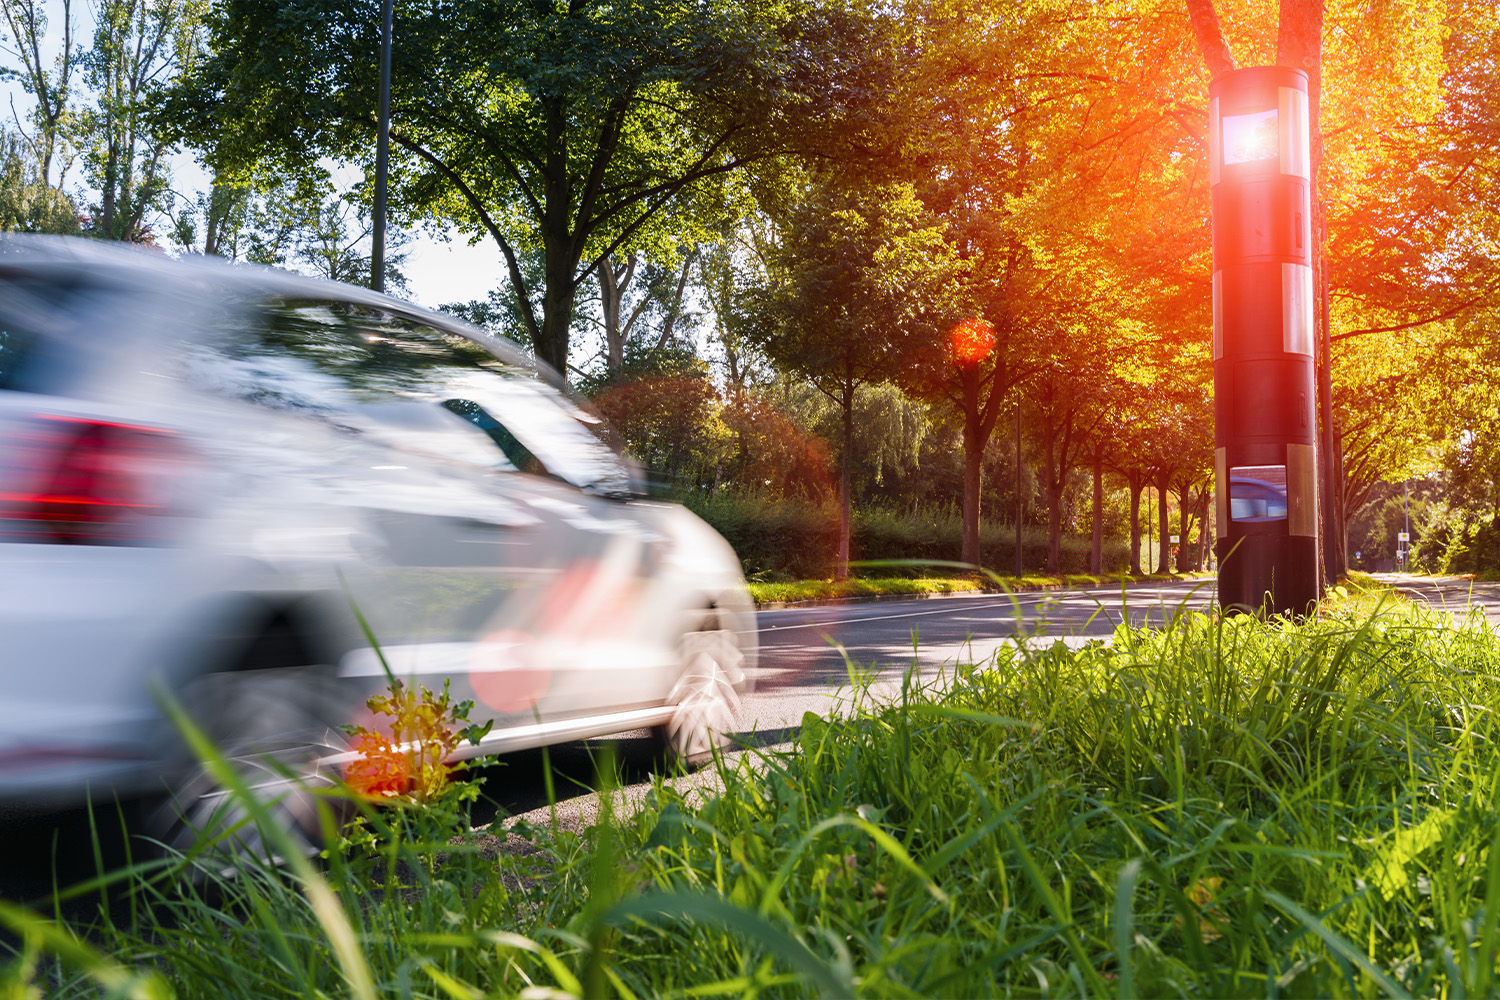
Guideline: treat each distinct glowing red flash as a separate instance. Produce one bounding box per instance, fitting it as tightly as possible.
[947,318,996,368]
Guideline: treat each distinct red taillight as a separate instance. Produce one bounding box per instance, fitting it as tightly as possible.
[0,415,189,545]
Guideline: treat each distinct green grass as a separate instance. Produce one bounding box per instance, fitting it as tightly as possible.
[749,575,988,604]
[10,591,1500,996]
[749,569,1215,605]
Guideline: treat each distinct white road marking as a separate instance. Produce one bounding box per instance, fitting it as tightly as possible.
[748,596,1055,633]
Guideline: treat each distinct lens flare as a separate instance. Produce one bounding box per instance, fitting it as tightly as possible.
[470,629,550,713]
[947,318,996,368]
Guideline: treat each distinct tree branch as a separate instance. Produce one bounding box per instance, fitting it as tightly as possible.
[1330,297,1485,342]
[1185,0,1236,79]
[388,129,541,345]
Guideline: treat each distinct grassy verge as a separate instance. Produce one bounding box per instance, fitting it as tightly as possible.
[8,591,1500,996]
[750,570,1215,605]
[749,575,988,604]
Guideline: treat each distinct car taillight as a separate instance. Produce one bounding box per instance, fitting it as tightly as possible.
[0,415,189,545]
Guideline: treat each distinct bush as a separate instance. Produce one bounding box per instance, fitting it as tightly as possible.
[680,491,842,580]
[680,492,1132,579]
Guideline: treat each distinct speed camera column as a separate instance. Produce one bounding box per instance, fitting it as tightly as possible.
[1209,66,1319,616]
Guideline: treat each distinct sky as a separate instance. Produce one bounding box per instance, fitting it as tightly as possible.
[393,230,502,309]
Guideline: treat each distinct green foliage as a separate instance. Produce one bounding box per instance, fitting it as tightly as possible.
[77,0,207,242]
[681,490,841,580]
[0,130,79,234]
[682,490,1130,580]
[748,180,965,408]
[1348,483,1431,571]
[163,0,893,371]
[748,575,987,604]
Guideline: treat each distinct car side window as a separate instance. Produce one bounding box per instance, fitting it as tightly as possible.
[184,297,637,494]
[336,306,638,496]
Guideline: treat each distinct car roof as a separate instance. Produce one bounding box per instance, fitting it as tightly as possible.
[0,234,559,390]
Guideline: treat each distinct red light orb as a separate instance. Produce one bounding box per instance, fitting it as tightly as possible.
[947,318,996,368]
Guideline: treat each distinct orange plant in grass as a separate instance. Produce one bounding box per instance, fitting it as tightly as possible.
[343,678,492,804]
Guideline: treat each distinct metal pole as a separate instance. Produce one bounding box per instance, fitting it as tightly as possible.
[1014,404,1022,577]
[1404,480,1410,572]
[371,0,393,293]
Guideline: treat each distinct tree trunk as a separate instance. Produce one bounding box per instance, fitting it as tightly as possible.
[101,139,118,239]
[1198,489,1213,570]
[599,254,635,371]
[1042,419,1061,573]
[1185,0,1237,78]
[1156,471,1172,573]
[1046,478,1063,574]
[1333,420,1348,578]
[538,94,575,375]
[539,246,576,375]
[1090,446,1104,574]
[204,191,222,256]
[837,382,853,580]
[1175,482,1193,571]
[962,417,983,567]
[654,250,696,353]
[1129,477,1143,575]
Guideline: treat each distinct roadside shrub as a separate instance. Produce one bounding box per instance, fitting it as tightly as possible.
[679,490,842,580]
[684,491,1131,579]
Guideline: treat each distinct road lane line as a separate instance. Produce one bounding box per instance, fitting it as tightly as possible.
[746,596,1083,634]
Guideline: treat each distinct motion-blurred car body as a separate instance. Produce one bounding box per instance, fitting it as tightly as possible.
[0,236,754,839]
[1228,476,1289,522]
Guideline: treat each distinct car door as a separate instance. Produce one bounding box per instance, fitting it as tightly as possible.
[239,300,672,728]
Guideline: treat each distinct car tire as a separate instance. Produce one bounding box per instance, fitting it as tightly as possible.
[653,616,746,767]
[146,663,350,868]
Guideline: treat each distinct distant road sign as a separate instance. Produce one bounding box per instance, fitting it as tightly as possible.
[1170,535,1180,544]
[1398,532,1410,542]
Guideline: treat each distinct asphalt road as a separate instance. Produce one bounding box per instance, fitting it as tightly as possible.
[1376,573,1500,625]
[476,573,1500,828]
[726,578,1219,736]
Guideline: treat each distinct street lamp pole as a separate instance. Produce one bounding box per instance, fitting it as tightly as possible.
[1403,479,1411,571]
[371,0,393,293]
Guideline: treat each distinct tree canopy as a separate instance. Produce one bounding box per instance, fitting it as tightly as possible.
[162,0,904,375]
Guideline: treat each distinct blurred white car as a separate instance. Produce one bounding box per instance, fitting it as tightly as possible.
[0,236,754,844]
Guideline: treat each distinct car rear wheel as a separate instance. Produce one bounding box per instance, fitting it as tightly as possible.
[146,663,350,868]
[653,616,746,767]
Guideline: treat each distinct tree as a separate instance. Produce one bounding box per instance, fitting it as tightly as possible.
[701,209,779,392]
[748,179,962,577]
[591,248,697,374]
[0,0,78,190]
[169,176,411,291]
[0,127,79,232]
[1027,358,1097,575]
[79,0,206,242]
[587,346,732,490]
[163,0,899,375]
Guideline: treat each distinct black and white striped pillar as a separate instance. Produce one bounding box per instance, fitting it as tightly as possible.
[1209,66,1319,615]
